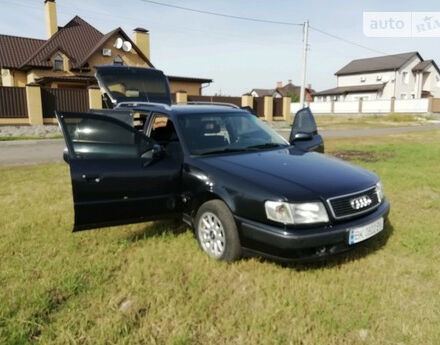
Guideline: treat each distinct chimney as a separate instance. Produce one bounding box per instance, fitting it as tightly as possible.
[307,83,312,90]
[44,0,58,38]
[276,81,282,89]
[288,79,292,84]
[133,28,151,61]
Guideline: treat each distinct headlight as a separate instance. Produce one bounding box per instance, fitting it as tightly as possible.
[265,201,329,225]
[376,181,384,202]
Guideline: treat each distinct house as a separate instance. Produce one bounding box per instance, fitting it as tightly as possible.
[250,81,314,101]
[314,52,440,102]
[0,0,212,95]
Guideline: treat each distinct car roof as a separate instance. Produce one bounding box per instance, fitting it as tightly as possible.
[123,103,247,116]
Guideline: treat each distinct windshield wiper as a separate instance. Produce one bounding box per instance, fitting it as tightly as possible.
[199,148,248,156]
[245,143,286,150]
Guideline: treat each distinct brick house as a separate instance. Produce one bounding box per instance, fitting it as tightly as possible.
[0,0,212,94]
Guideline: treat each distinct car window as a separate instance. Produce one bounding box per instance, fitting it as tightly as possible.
[177,112,288,155]
[63,116,146,158]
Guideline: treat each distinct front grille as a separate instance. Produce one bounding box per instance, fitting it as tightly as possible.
[327,187,380,220]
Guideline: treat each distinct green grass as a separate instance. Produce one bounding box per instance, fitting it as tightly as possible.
[0,134,62,141]
[1,131,440,344]
[314,114,431,130]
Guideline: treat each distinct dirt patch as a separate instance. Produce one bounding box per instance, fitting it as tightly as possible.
[330,150,391,162]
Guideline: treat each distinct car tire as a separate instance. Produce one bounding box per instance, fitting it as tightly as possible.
[195,200,242,262]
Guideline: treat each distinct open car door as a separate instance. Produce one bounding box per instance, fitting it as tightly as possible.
[57,112,181,231]
[289,107,324,153]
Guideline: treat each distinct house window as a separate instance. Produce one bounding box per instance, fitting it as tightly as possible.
[436,76,440,87]
[54,54,63,71]
[401,93,407,100]
[402,72,409,84]
[113,56,123,65]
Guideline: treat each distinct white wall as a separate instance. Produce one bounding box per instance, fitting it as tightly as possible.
[334,101,359,113]
[309,102,332,113]
[362,100,391,113]
[292,98,432,114]
[394,99,429,113]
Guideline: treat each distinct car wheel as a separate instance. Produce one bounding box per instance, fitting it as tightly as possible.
[195,200,242,262]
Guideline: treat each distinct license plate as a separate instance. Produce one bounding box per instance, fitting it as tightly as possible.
[348,217,384,245]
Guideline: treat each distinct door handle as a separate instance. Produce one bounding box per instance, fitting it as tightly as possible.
[81,174,101,183]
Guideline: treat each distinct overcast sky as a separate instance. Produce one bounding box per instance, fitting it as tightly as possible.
[1,0,439,95]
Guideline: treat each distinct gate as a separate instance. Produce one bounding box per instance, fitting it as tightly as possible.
[42,88,89,118]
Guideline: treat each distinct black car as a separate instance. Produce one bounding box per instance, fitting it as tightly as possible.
[57,66,390,262]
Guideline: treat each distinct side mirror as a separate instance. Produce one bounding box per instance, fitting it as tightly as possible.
[292,132,313,141]
[152,144,165,160]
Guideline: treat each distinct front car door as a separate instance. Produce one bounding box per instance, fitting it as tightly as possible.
[289,107,324,153]
[57,112,182,231]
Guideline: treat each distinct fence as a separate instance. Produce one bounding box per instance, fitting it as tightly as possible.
[291,97,439,115]
[42,88,89,118]
[0,87,292,125]
[187,95,242,107]
[0,87,28,118]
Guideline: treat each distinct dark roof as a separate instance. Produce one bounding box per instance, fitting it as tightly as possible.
[21,16,103,69]
[0,34,45,68]
[167,75,212,83]
[0,16,153,71]
[251,88,275,97]
[335,52,422,76]
[78,27,153,68]
[412,59,440,75]
[314,83,386,96]
[275,82,314,96]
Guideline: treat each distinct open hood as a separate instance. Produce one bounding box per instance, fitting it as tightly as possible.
[96,65,172,106]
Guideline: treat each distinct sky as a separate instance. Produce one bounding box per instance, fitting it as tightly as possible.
[0,0,439,95]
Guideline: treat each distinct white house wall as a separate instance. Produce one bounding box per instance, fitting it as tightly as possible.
[422,65,440,97]
[394,56,422,99]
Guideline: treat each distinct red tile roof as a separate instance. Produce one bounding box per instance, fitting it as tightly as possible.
[0,16,153,71]
[0,35,45,68]
[21,16,103,69]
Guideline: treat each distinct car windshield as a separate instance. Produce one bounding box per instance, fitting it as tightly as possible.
[177,112,289,155]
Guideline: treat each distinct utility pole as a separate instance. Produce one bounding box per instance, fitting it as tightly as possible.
[299,20,309,108]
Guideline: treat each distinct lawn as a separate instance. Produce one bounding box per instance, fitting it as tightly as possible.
[1,131,439,345]
[314,114,436,130]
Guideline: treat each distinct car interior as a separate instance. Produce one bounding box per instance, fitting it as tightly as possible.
[149,116,182,160]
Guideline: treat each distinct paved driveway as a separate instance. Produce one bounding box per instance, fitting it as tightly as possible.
[1,124,440,166]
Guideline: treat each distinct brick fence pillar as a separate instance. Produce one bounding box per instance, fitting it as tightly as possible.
[282,96,291,121]
[176,90,187,104]
[88,85,102,109]
[25,83,43,125]
[241,93,254,108]
[263,96,273,121]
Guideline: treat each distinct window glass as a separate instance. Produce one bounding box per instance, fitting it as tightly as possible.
[97,68,170,104]
[178,112,287,155]
[54,54,63,71]
[64,116,145,158]
[113,56,123,65]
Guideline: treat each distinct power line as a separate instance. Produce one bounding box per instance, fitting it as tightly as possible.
[138,0,303,26]
[309,26,388,56]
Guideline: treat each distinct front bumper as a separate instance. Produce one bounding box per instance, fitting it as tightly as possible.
[236,200,390,261]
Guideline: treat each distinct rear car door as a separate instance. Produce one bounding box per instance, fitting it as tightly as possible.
[289,107,324,153]
[57,112,182,231]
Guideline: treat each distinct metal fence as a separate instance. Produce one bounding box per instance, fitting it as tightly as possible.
[0,87,28,118]
[42,88,89,118]
[187,95,242,107]
[273,98,283,118]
